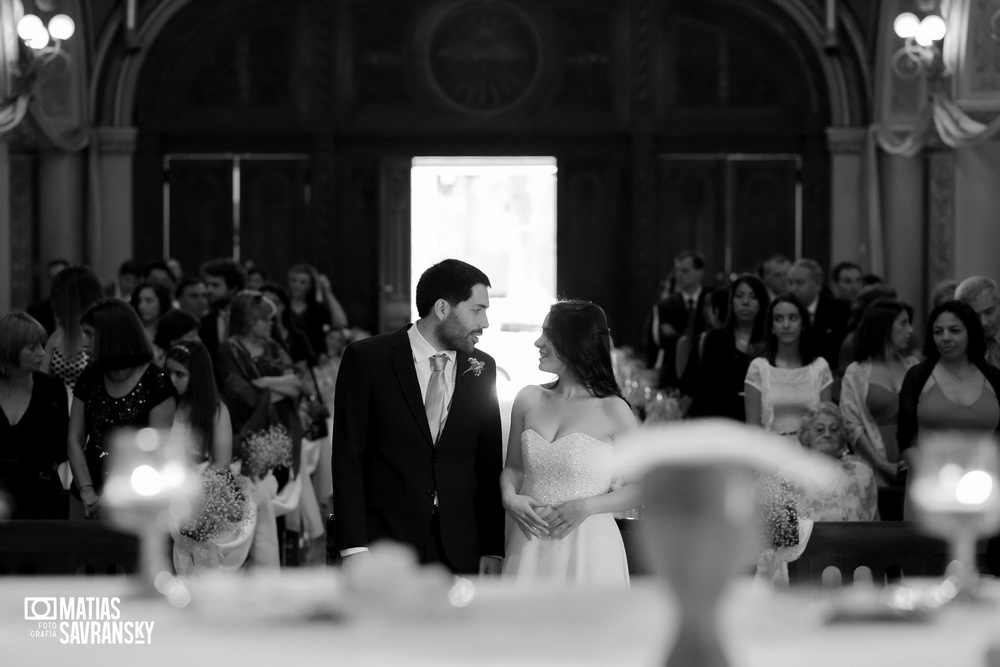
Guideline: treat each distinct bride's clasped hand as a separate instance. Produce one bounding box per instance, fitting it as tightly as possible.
[502,495,595,541]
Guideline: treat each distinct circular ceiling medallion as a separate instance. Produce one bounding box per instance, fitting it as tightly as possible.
[423,1,543,115]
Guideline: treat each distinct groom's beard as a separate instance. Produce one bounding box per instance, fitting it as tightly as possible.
[436,313,480,355]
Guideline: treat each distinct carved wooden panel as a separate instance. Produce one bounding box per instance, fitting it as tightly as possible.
[240,159,311,277]
[165,159,234,272]
[730,158,798,274]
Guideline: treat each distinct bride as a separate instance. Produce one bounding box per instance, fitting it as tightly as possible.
[500,300,640,587]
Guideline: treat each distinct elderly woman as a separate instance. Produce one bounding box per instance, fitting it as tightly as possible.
[796,403,878,522]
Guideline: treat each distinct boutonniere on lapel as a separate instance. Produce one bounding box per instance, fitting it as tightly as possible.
[463,358,485,377]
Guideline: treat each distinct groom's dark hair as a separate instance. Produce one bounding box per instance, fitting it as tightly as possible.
[416,259,491,318]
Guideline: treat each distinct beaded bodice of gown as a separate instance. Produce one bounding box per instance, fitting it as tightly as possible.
[520,429,614,505]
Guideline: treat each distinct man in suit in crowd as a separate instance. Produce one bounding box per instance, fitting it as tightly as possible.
[333,258,505,575]
[787,258,850,368]
[760,253,792,301]
[831,261,863,303]
[955,275,1000,368]
[653,250,707,388]
[198,258,245,361]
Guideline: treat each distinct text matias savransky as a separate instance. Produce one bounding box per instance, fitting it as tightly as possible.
[24,596,155,644]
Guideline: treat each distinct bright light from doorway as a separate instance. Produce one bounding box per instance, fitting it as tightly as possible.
[411,156,559,412]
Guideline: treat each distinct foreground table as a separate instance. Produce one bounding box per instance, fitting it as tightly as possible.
[2,573,999,666]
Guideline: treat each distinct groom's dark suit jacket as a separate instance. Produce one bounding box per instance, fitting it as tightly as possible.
[332,325,505,572]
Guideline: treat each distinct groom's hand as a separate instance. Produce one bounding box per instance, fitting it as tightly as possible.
[478,555,503,576]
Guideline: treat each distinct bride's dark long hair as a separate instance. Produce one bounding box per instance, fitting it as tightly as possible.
[544,300,625,401]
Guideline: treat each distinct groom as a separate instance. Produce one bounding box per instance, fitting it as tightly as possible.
[332,259,505,574]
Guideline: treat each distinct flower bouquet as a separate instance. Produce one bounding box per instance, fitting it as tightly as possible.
[174,467,256,574]
[242,425,294,480]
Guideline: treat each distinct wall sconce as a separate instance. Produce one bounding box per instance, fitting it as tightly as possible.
[0,1,75,136]
[17,11,74,57]
[892,9,947,79]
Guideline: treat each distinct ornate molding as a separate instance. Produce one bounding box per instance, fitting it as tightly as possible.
[418,0,543,115]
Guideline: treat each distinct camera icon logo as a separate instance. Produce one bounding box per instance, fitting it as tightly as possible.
[24,597,57,621]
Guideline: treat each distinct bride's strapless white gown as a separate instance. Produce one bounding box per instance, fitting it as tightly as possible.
[502,429,630,587]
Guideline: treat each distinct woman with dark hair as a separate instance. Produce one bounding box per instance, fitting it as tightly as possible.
[67,299,176,518]
[840,300,918,487]
[500,300,639,586]
[42,266,103,396]
[287,263,348,357]
[130,280,174,362]
[897,301,1000,456]
[689,274,769,421]
[0,312,68,519]
[165,341,232,466]
[745,293,833,437]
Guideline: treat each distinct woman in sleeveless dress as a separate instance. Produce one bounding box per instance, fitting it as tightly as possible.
[500,300,639,587]
[42,267,103,399]
[898,300,1000,456]
[744,293,832,438]
[840,300,918,519]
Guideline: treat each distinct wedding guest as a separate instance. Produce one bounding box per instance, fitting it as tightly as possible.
[199,258,245,362]
[41,266,103,397]
[929,278,959,311]
[501,300,639,586]
[130,280,173,361]
[840,300,917,485]
[836,284,898,370]
[109,259,141,301]
[760,253,791,301]
[831,261,863,303]
[676,285,729,397]
[215,291,303,459]
[898,301,1000,457]
[67,299,176,518]
[652,250,708,388]
[689,275,768,421]
[796,403,878,522]
[787,258,850,368]
[166,341,232,466]
[246,266,268,291]
[745,293,832,437]
[260,282,316,369]
[175,277,209,319]
[166,257,184,284]
[27,258,70,336]
[143,260,177,291]
[955,276,1000,368]
[0,312,69,519]
[333,259,504,574]
[287,263,349,358]
[153,309,201,353]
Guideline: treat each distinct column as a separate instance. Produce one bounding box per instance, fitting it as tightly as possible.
[925,145,956,302]
[0,141,9,313]
[38,152,86,266]
[825,127,868,269]
[94,126,138,287]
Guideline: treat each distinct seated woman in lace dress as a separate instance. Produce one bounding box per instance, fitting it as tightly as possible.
[745,294,832,438]
[500,300,640,587]
[796,403,878,522]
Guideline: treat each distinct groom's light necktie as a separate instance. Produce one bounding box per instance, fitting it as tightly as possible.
[425,353,449,444]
